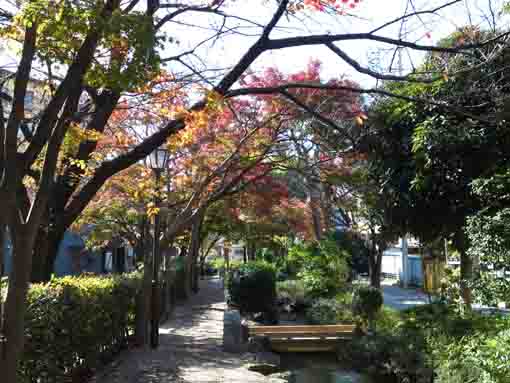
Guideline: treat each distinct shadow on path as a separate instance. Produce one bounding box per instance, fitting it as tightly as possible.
[92,277,284,383]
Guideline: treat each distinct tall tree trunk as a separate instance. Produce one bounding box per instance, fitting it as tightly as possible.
[188,214,203,294]
[135,221,152,347]
[1,225,38,383]
[31,224,65,282]
[309,190,323,241]
[0,222,4,277]
[247,242,256,261]
[368,237,383,288]
[0,222,5,333]
[321,184,333,233]
[454,232,472,309]
[459,248,473,308]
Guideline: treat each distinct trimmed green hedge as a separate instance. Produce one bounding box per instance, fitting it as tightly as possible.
[228,261,276,314]
[17,272,142,382]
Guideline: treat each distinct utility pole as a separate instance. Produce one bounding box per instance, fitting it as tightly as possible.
[402,235,409,288]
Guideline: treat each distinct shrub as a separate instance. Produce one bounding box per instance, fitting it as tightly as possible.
[338,330,431,383]
[276,279,307,309]
[305,297,355,325]
[17,272,142,382]
[435,329,510,383]
[228,261,276,314]
[288,236,350,298]
[352,286,383,330]
[306,298,340,324]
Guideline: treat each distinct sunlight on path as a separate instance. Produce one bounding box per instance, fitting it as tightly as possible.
[92,277,284,383]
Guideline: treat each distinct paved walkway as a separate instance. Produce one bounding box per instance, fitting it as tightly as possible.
[382,283,429,311]
[92,277,284,383]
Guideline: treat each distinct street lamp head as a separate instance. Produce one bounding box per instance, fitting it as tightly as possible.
[149,147,169,171]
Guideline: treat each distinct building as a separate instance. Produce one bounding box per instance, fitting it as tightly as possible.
[2,228,135,278]
[381,237,424,286]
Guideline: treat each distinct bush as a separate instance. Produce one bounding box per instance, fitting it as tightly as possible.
[306,298,341,324]
[435,329,510,383]
[288,236,350,298]
[211,258,242,275]
[276,279,307,309]
[305,296,355,325]
[17,272,142,382]
[228,261,276,314]
[338,331,431,383]
[352,286,383,330]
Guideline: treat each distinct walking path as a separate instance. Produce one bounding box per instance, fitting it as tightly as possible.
[381,281,429,311]
[92,277,284,383]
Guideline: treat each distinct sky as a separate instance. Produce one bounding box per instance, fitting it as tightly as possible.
[157,0,510,89]
[0,0,508,89]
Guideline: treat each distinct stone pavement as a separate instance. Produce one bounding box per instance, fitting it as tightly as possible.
[92,277,285,383]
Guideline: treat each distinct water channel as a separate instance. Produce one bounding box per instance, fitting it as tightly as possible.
[278,353,377,383]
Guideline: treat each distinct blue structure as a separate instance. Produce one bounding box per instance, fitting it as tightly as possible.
[2,229,131,278]
[382,247,424,286]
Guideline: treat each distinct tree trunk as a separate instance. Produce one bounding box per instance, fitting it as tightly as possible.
[459,248,473,308]
[368,238,383,289]
[0,222,4,277]
[1,226,37,383]
[454,232,472,309]
[309,192,323,241]
[247,242,256,261]
[135,222,152,347]
[0,222,5,333]
[320,184,333,233]
[31,225,65,282]
[188,214,203,294]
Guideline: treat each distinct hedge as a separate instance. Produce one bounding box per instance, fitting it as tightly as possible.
[228,261,276,314]
[9,272,142,382]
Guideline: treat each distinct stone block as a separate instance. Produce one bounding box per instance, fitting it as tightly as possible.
[223,309,242,352]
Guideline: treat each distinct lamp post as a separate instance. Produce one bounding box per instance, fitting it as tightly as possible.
[148,147,169,349]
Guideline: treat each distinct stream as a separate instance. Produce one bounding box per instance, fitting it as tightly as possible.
[279,353,377,383]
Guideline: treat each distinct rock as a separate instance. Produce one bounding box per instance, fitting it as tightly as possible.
[255,351,280,366]
[223,309,243,353]
[248,335,272,353]
[247,363,281,376]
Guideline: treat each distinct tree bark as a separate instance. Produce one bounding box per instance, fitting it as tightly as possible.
[459,248,473,308]
[30,222,66,282]
[188,214,204,294]
[247,242,256,261]
[368,238,383,289]
[453,231,472,308]
[135,222,152,347]
[1,226,37,383]
[0,222,4,277]
[0,222,5,333]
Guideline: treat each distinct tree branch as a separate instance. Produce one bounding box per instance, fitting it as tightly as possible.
[225,83,492,124]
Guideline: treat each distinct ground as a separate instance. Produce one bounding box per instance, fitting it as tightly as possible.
[91,277,284,383]
[381,279,429,311]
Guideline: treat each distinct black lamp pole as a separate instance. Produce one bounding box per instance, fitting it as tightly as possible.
[149,148,167,349]
[150,169,162,348]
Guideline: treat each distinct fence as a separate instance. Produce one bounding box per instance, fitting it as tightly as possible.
[423,258,445,294]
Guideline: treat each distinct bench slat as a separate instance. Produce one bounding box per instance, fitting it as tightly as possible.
[248,324,356,336]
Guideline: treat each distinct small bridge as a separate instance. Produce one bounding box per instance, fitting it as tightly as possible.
[248,324,357,353]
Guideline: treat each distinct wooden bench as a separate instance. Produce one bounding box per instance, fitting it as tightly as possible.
[248,324,357,353]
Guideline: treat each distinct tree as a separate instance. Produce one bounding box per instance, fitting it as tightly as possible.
[1,0,507,380]
[362,26,510,302]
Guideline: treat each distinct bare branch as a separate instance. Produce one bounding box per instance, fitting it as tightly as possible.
[369,0,461,34]
[268,31,510,55]
[225,82,492,124]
